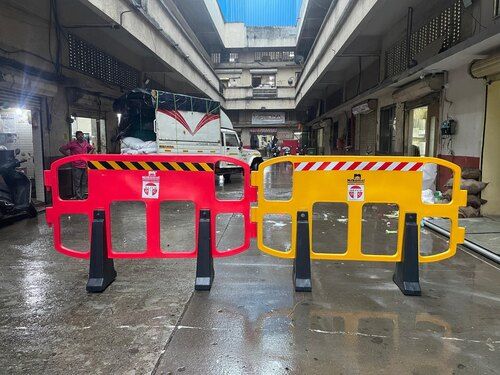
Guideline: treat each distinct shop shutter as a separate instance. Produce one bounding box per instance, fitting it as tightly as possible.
[0,88,41,110]
[358,110,377,155]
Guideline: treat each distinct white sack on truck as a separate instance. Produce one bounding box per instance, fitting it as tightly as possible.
[121,137,158,154]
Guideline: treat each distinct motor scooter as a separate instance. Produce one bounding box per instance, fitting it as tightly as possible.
[0,149,37,221]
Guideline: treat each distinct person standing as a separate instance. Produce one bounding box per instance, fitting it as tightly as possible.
[59,131,94,199]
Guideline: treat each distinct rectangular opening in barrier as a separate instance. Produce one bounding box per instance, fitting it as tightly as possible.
[160,201,195,253]
[57,161,89,200]
[60,214,89,252]
[425,164,459,205]
[215,162,245,201]
[216,213,244,252]
[421,218,450,256]
[361,203,399,255]
[263,162,293,201]
[263,213,292,252]
[312,202,348,254]
[110,201,146,253]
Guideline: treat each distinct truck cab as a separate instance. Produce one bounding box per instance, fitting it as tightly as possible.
[219,112,262,173]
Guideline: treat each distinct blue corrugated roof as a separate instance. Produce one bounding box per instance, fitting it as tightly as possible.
[217,0,303,26]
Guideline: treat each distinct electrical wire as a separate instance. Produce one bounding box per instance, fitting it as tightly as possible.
[463,7,488,32]
[0,47,54,65]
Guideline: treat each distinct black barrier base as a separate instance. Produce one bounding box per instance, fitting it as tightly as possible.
[293,211,312,292]
[393,213,421,296]
[195,210,214,291]
[86,210,117,293]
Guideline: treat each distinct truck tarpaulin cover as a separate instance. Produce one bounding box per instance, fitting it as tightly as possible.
[155,91,220,115]
[113,89,156,141]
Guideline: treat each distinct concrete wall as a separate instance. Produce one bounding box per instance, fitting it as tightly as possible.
[296,0,378,104]
[0,0,151,165]
[439,65,486,158]
[480,81,500,215]
[82,0,222,101]
[246,27,297,48]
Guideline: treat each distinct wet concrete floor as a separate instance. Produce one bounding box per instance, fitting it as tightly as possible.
[1,166,499,374]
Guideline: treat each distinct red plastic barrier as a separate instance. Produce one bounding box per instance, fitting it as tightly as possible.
[44,154,256,260]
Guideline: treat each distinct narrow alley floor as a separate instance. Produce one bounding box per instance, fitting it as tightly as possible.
[0,169,499,374]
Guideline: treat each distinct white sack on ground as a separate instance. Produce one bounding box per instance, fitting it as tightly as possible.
[422,189,435,204]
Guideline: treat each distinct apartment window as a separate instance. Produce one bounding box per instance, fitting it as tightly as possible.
[255,51,295,62]
[211,53,221,64]
[252,75,276,88]
[229,53,239,63]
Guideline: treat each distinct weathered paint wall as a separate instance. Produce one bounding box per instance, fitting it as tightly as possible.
[481,81,500,215]
[440,65,486,158]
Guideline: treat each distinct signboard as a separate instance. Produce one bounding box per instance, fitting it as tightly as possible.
[347,174,365,202]
[249,128,278,134]
[142,172,160,199]
[251,112,285,125]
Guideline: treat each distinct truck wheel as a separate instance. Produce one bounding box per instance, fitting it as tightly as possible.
[223,174,231,183]
[27,203,38,218]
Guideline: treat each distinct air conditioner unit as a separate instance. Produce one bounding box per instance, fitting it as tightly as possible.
[352,99,377,115]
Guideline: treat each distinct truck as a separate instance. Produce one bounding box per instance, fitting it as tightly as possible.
[113,89,263,180]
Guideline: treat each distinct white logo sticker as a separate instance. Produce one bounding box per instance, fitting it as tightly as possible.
[347,184,365,201]
[142,171,160,199]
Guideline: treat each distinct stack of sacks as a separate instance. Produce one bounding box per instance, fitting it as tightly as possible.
[443,168,488,218]
[120,137,158,154]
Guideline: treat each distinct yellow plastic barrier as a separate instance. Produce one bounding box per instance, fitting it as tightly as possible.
[251,156,466,264]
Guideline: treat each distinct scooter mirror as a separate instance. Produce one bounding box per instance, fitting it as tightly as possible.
[15,148,21,155]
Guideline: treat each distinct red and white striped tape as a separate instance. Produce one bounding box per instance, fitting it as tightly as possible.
[293,161,424,172]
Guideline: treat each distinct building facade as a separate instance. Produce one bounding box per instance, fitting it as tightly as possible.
[297,0,500,215]
[2,0,500,216]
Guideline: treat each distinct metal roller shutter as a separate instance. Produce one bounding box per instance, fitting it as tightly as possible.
[0,88,41,110]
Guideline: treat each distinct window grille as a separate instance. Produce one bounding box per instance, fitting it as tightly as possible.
[68,34,139,89]
[254,51,295,62]
[211,53,221,64]
[385,0,463,78]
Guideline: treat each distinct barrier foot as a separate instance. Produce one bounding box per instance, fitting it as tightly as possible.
[86,210,116,293]
[393,213,421,296]
[195,210,214,291]
[294,211,312,292]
